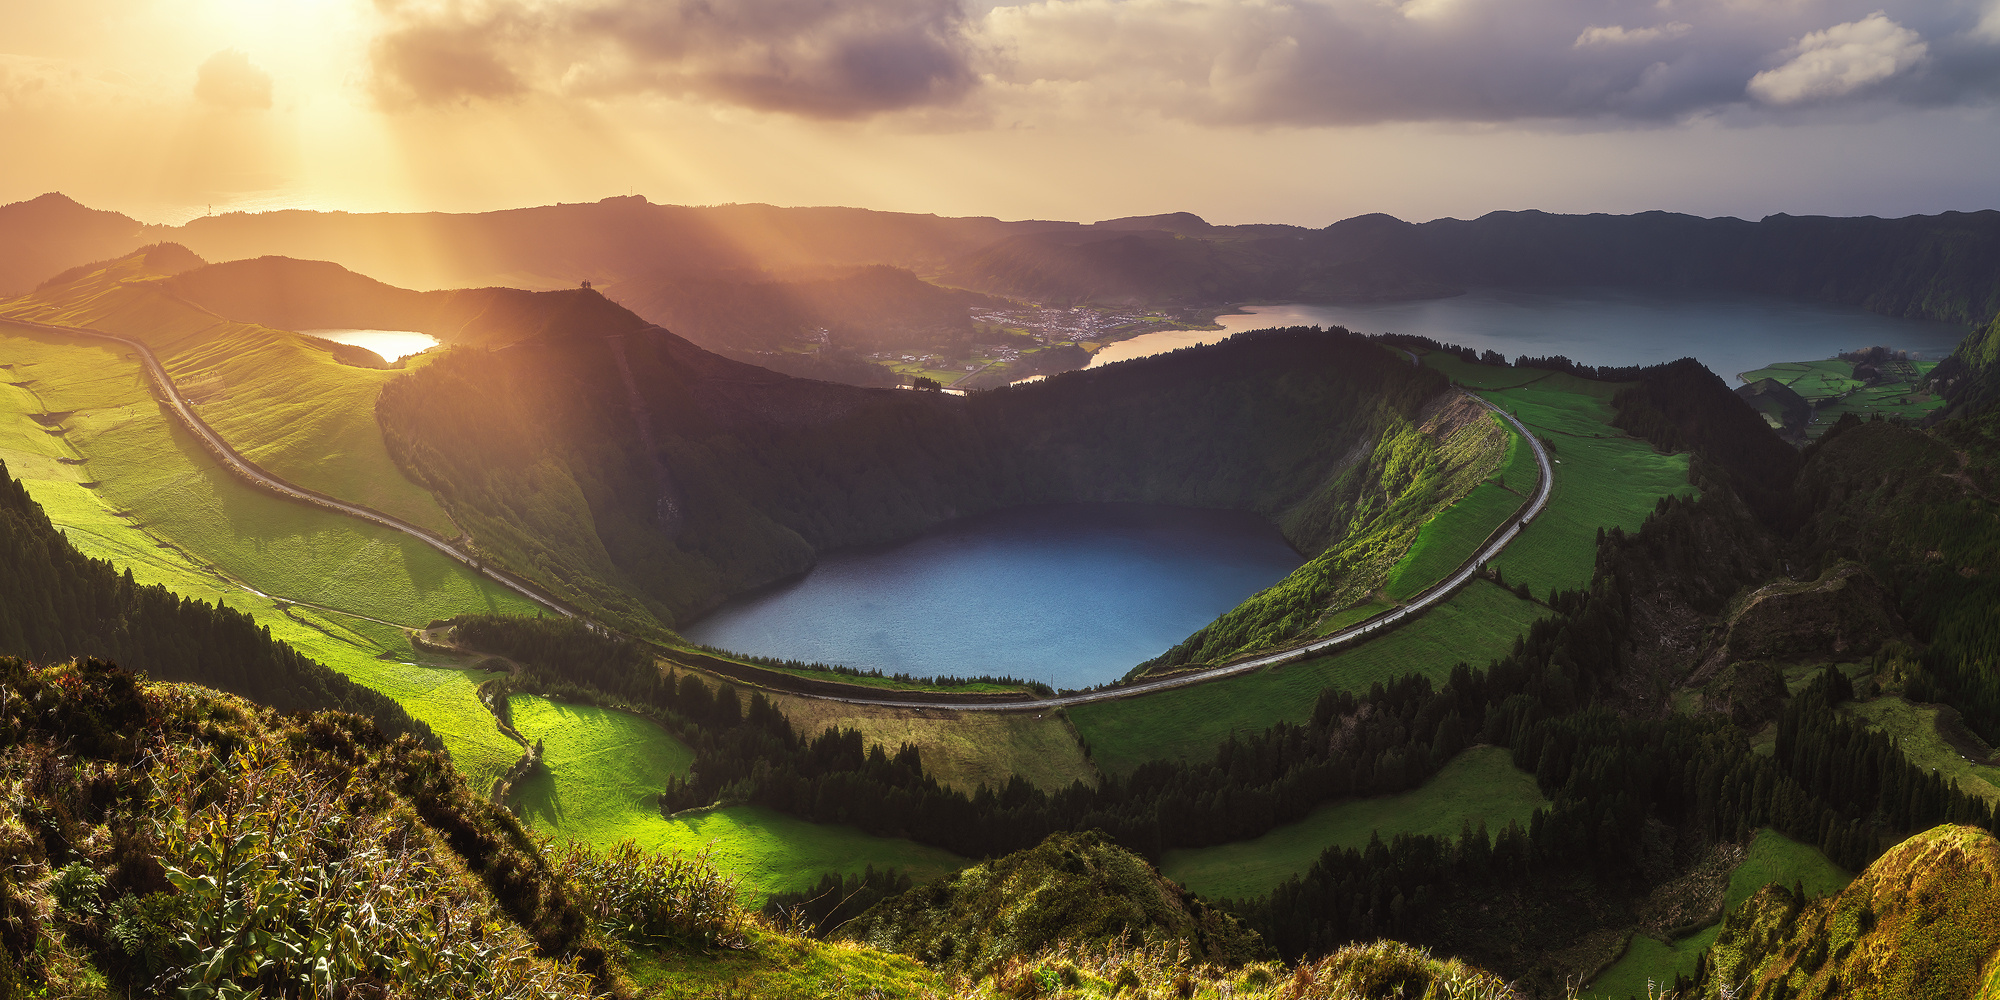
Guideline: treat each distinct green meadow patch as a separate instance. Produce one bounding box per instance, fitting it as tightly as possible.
[1580,829,1849,999]
[1383,480,1523,601]
[0,323,537,627]
[1480,380,1691,594]
[1420,352,1552,390]
[508,694,964,901]
[1737,360,1861,402]
[0,322,538,789]
[1161,746,1546,900]
[4,253,456,535]
[1848,696,2000,804]
[1072,580,1542,776]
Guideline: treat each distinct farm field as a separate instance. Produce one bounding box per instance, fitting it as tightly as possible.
[1160,746,1546,900]
[1735,359,1862,400]
[507,694,964,901]
[1480,378,1691,594]
[4,253,458,535]
[1738,356,1945,438]
[1580,829,1849,999]
[1071,580,1543,775]
[763,692,1098,793]
[1848,696,2000,803]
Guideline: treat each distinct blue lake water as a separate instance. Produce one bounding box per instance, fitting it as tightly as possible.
[1090,289,1969,383]
[679,504,1303,688]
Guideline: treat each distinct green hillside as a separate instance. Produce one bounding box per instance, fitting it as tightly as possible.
[1161,746,1546,899]
[0,319,543,786]
[1695,825,2000,1000]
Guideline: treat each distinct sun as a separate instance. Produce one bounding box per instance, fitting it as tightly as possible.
[198,0,371,84]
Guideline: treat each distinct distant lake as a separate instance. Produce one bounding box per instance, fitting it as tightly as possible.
[680,504,1303,688]
[1090,289,1969,383]
[302,328,439,363]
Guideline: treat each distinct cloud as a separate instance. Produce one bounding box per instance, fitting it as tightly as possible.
[194,49,272,110]
[979,0,2000,127]
[1747,13,1927,106]
[368,0,978,118]
[361,0,2000,126]
[1574,23,1692,48]
[1975,1,2000,43]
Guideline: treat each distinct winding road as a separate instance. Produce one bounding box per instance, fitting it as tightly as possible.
[809,391,1553,710]
[11,314,1548,713]
[3,316,578,618]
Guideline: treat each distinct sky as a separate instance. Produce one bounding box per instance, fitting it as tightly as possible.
[2,0,1998,227]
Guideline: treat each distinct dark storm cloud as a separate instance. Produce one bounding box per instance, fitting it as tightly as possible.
[194,49,273,110]
[367,0,978,118]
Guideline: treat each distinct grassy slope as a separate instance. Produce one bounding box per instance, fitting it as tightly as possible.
[1073,580,1542,776]
[1376,411,1523,603]
[506,694,965,902]
[1849,695,2000,803]
[765,691,1098,793]
[1160,746,1546,900]
[2,256,456,536]
[1581,829,1850,1000]
[1076,366,1689,776]
[1482,377,1692,594]
[627,930,944,1000]
[1383,479,1522,601]
[1698,825,1994,1000]
[0,321,533,789]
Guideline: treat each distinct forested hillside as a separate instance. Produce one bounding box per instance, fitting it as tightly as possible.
[0,458,431,743]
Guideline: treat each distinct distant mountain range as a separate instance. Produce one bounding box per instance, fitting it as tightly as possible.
[8,193,1999,329]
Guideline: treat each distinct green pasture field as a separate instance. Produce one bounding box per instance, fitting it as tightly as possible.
[1071,580,1542,775]
[508,694,963,901]
[173,326,459,536]
[1581,829,1849,999]
[509,695,697,836]
[1848,696,2000,803]
[0,322,539,788]
[1382,480,1523,601]
[766,693,1098,794]
[1737,360,1861,401]
[1161,746,1546,900]
[1420,353,1552,390]
[1481,381,1691,594]
[1493,421,1539,495]
[5,255,456,535]
[1315,600,1392,635]
[0,323,537,626]
[1812,382,1946,428]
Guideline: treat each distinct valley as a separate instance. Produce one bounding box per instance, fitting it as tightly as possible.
[5,196,2000,1000]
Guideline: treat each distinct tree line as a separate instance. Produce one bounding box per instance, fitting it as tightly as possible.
[0,461,433,745]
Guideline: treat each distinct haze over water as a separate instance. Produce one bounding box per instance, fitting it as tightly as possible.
[303,329,440,364]
[1091,289,1968,382]
[681,504,1304,689]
